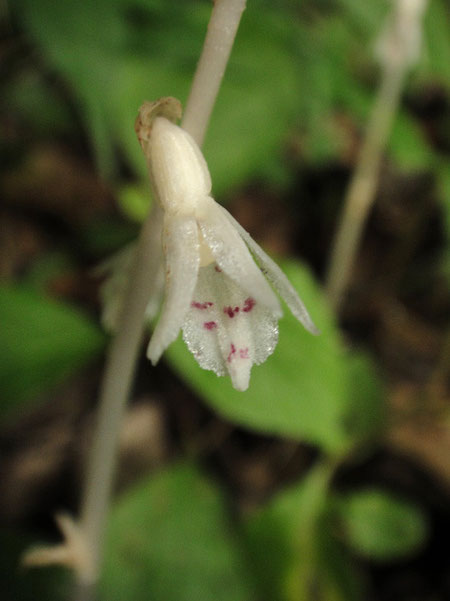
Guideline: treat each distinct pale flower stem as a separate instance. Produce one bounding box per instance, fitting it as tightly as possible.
[325,63,405,312]
[74,214,160,600]
[181,0,247,146]
[325,0,429,313]
[73,2,246,599]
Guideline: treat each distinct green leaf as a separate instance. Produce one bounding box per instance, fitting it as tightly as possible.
[338,489,429,561]
[101,462,253,601]
[0,285,105,418]
[167,259,381,453]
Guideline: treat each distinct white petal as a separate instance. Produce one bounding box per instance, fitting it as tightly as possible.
[196,197,282,317]
[147,214,200,364]
[182,263,279,391]
[219,206,319,335]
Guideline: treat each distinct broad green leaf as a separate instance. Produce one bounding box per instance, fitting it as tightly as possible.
[167,259,380,452]
[0,285,105,418]
[101,462,253,601]
[337,489,429,561]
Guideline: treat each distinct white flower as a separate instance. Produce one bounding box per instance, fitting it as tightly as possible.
[130,98,318,391]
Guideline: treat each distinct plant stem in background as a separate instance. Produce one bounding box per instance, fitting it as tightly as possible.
[324,63,405,312]
[325,0,428,313]
[182,0,247,145]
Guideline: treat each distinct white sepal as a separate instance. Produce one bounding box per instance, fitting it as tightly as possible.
[147,214,200,364]
[219,205,319,335]
[197,196,282,317]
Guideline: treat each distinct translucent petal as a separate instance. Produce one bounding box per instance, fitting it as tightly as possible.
[182,263,279,391]
[197,197,282,317]
[96,243,138,333]
[219,206,319,335]
[96,206,164,332]
[147,214,200,364]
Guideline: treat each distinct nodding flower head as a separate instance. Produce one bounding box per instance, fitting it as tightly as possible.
[130,97,319,391]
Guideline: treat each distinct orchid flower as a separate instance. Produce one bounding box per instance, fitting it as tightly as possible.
[128,98,318,391]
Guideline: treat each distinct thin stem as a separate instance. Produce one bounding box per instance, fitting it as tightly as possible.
[182,0,247,146]
[325,63,406,312]
[325,0,429,313]
[74,211,161,599]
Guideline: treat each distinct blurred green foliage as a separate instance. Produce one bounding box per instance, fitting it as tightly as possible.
[102,463,253,601]
[10,0,449,190]
[0,285,105,420]
[336,488,429,561]
[245,460,363,601]
[3,0,449,600]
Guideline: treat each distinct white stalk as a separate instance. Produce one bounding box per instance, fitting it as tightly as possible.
[325,0,428,312]
[182,0,247,146]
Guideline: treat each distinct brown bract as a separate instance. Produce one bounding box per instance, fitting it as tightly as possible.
[134,97,183,154]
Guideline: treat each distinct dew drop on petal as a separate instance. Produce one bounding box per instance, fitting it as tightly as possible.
[182,263,279,390]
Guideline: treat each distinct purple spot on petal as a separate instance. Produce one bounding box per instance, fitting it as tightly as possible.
[223,306,239,318]
[243,297,256,312]
[239,347,249,359]
[203,321,217,330]
[227,343,236,363]
[192,301,213,310]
